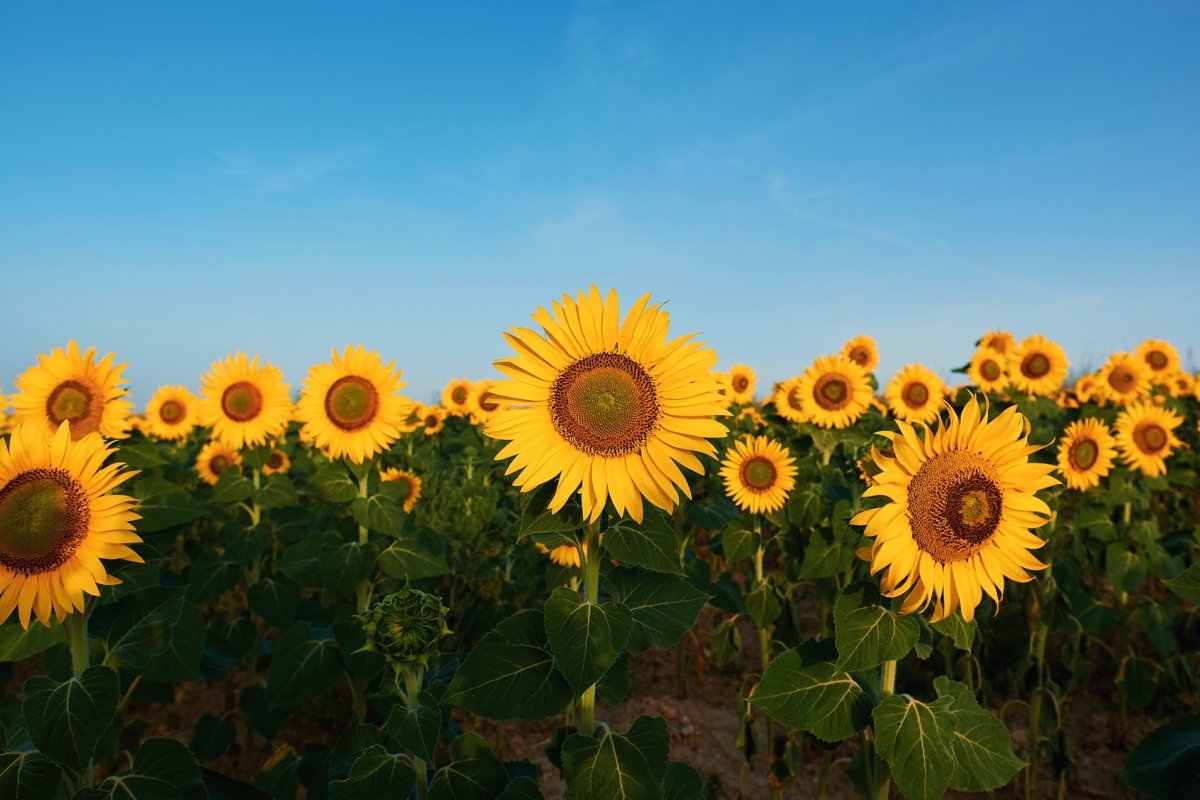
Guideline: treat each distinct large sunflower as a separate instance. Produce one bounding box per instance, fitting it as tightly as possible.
[851,397,1058,623]
[1007,335,1069,396]
[199,354,291,450]
[295,346,412,464]
[195,441,242,486]
[1114,401,1183,477]
[720,436,798,515]
[1057,418,1117,491]
[14,340,132,441]
[380,467,422,513]
[885,364,945,424]
[0,421,141,628]
[795,355,873,429]
[841,336,879,372]
[1097,352,1151,405]
[441,379,475,417]
[143,385,199,441]
[967,348,1007,394]
[978,330,1015,356]
[486,287,728,523]
[1136,339,1181,380]
[726,365,757,405]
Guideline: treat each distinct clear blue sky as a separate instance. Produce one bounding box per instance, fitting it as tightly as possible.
[2,1,1198,405]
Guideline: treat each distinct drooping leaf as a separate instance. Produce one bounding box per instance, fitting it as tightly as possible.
[931,613,977,652]
[750,651,870,742]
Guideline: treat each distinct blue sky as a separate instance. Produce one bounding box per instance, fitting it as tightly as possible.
[2,1,1198,405]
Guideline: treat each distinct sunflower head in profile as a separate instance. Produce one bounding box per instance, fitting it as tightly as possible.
[144,385,199,441]
[1136,339,1181,380]
[195,441,242,486]
[1073,373,1101,405]
[417,405,448,436]
[1114,401,1183,477]
[468,380,506,426]
[486,286,728,523]
[851,396,1058,623]
[796,355,873,429]
[1097,352,1151,405]
[380,467,423,513]
[978,330,1015,356]
[535,540,585,569]
[262,448,290,475]
[1007,335,1069,396]
[720,436,798,516]
[14,340,132,441]
[967,348,1007,394]
[885,364,945,424]
[771,378,809,424]
[1057,418,1117,491]
[841,335,879,372]
[295,346,412,464]
[0,421,142,628]
[726,364,757,405]
[734,405,767,431]
[441,379,476,417]
[199,353,291,450]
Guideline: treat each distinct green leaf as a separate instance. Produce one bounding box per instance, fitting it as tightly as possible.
[722,524,757,563]
[387,692,441,764]
[1118,655,1160,709]
[497,777,544,800]
[707,617,742,668]
[352,492,407,537]
[130,477,205,533]
[0,622,65,662]
[1107,543,1147,594]
[446,610,572,721]
[0,751,64,799]
[561,720,665,800]
[745,578,783,630]
[663,761,704,800]
[833,589,920,672]
[311,464,359,503]
[750,652,870,742]
[116,440,167,469]
[544,587,632,694]
[933,678,1024,792]
[1163,564,1200,604]
[22,665,119,772]
[603,567,709,652]
[83,737,202,800]
[94,589,192,672]
[517,483,582,540]
[624,716,669,784]
[192,714,236,764]
[603,510,683,575]
[597,652,630,705]
[932,613,977,652]
[798,532,854,580]
[872,693,955,800]
[211,467,255,505]
[331,745,416,800]
[1121,714,1200,798]
[277,530,343,586]
[319,542,371,597]
[256,474,299,509]
[247,578,302,630]
[427,733,509,800]
[376,529,448,581]
[267,623,343,710]
[787,484,823,528]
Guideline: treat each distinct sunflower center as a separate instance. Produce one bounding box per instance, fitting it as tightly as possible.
[266,451,284,470]
[325,376,379,431]
[47,379,102,434]
[479,392,499,412]
[908,451,1003,563]
[903,382,929,408]
[1147,351,1167,370]
[1069,439,1099,471]
[980,360,1001,382]
[786,387,804,411]
[210,455,231,475]
[451,387,469,405]
[0,470,90,576]
[391,478,412,501]
[550,353,659,457]
[740,456,777,492]
[813,374,851,411]
[1108,366,1135,393]
[1021,353,1050,379]
[425,414,440,429]
[732,375,750,392]
[221,382,263,422]
[159,400,185,423]
[1133,422,1167,454]
[849,347,870,367]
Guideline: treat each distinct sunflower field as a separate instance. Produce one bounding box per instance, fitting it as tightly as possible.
[1,287,1198,800]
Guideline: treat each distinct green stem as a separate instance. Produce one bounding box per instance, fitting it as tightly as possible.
[356,469,372,612]
[874,660,898,800]
[404,669,428,800]
[816,750,832,800]
[578,520,601,735]
[1025,601,1048,800]
[64,611,90,676]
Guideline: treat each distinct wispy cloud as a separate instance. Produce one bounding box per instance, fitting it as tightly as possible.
[532,192,614,243]
[767,174,911,245]
[215,146,375,192]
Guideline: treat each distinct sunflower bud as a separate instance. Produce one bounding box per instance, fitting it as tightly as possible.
[358,588,451,672]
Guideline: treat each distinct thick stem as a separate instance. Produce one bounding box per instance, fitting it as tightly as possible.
[64,611,90,676]
[578,520,601,736]
[404,669,428,800]
[874,660,898,800]
[357,471,370,546]
[356,469,372,611]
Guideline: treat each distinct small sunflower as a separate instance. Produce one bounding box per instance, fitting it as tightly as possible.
[711,371,734,410]
[720,436,798,515]
[468,381,506,425]
[735,406,767,430]
[262,449,290,475]
[1166,371,1195,398]
[441,379,475,417]
[535,541,586,569]
[967,348,1008,394]
[1007,335,1069,396]
[1097,352,1151,404]
[726,364,757,405]
[295,346,413,464]
[199,353,291,450]
[885,364,945,425]
[1056,418,1117,491]
[795,355,873,429]
[1114,401,1183,477]
[851,396,1058,623]
[380,468,422,513]
[13,340,132,440]
[772,378,809,424]
[0,421,141,628]
[195,441,242,486]
[841,336,879,372]
[1136,339,1181,380]
[978,330,1015,356]
[418,405,447,436]
[1073,374,1101,405]
[143,385,199,441]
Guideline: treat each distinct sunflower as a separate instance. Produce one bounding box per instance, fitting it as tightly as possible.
[418,405,447,436]
[795,355,873,429]
[1056,418,1117,491]
[535,541,584,569]
[468,381,506,426]
[727,365,757,405]
[967,348,1007,394]
[294,346,412,464]
[143,385,199,441]
[1073,374,1101,405]
[735,406,767,430]
[850,396,1058,623]
[1097,352,1151,405]
[486,286,728,523]
[885,364,945,424]
[262,449,290,475]
[1007,335,1069,396]
[199,353,291,450]
[0,421,141,628]
[1136,339,1181,380]
[1166,371,1195,398]
[1114,401,1183,477]
[380,468,422,513]
[441,379,475,417]
[13,341,132,441]
[772,378,809,424]
[720,436,798,515]
[978,330,1015,356]
[711,371,734,409]
[841,336,879,372]
[195,441,242,486]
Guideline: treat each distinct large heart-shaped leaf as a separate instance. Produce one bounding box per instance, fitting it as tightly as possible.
[22,665,120,772]
[544,587,632,694]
